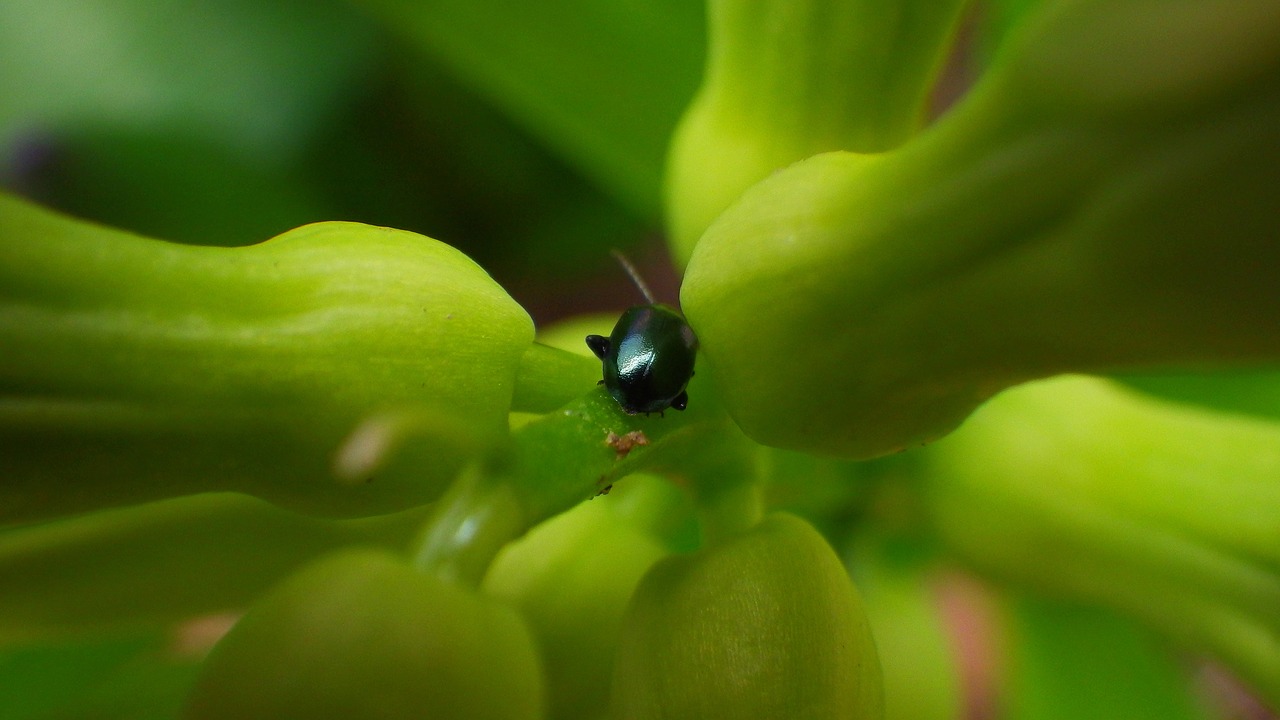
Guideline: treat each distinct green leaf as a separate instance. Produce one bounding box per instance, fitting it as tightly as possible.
[681,0,1280,457]
[1,195,534,518]
[0,493,426,640]
[355,0,705,218]
[1005,598,1210,720]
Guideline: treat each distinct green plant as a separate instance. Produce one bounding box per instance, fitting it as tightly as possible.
[1,0,1277,718]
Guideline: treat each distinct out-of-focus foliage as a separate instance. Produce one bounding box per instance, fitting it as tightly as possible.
[0,0,682,301]
[2,0,1278,717]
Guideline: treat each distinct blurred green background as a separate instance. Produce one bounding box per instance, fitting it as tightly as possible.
[0,0,707,324]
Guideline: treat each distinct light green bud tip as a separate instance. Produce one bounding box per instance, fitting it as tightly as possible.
[665,0,966,265]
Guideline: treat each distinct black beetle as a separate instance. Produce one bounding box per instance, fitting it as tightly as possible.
[586,254,698,415]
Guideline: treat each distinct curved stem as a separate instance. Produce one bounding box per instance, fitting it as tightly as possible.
[413,375,753,584]
[411,466,526,588]
[508,381,737,527]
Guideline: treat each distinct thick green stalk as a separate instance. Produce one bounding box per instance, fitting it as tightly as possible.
[681,0,1280,457]
[921,376,1280,705]
[411,368,750,589]
[666,0,967,262]
[0,194,533,518]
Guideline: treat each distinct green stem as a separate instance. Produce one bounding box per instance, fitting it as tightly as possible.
[506,379,736,528]
[414,376,743,584]
[411,466,526,588]
[510,342,600,414]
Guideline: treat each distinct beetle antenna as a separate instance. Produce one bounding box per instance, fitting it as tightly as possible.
[610,249,656,304]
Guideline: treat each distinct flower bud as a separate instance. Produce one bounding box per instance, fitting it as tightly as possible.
[484,478,679,720]
[680,0,1280,458]
[1,195,534,518]
[611,513,883,720]
[184,549,545,720]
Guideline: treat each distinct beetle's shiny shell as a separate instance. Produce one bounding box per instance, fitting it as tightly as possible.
[593,305,697,414]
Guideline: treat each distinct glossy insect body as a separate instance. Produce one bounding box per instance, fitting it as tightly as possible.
[587,304,698,415]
